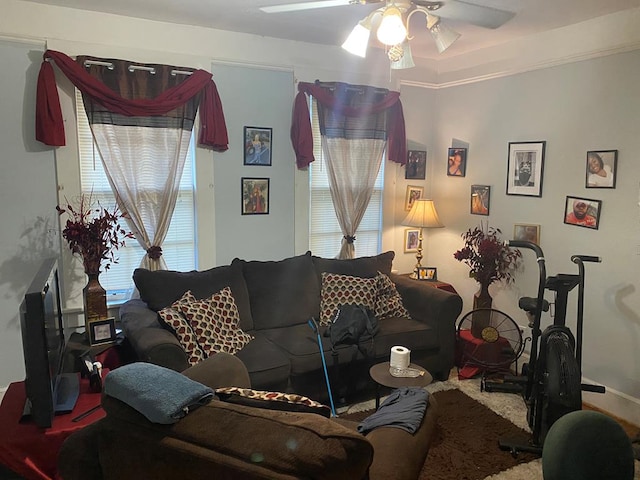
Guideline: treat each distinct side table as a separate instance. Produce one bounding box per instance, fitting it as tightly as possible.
[400,274,458,294]
[369,362,433,409]
[0,375,105,480]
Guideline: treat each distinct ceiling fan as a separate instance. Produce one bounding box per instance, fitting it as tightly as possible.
[260,0,516,30]
[261,1,515,67]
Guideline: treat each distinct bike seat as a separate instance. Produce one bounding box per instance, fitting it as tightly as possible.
[518,297,550,314]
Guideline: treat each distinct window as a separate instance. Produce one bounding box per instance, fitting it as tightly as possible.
[75,90,196,303]
[309,99,384,258]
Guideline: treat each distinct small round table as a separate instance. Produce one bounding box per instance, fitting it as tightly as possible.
[369,362,433,409]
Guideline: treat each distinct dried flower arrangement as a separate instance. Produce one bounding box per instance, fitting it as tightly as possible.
[56,194,134,275]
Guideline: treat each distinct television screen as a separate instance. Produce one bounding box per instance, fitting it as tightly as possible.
[19,257,79,428]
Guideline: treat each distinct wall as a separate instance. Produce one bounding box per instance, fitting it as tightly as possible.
[410,50,640,423]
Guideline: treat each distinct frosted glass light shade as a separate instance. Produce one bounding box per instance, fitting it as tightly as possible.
[390,42,415,69]
[430,21,461,53]
[376,7,407,46]
[342,22,371,57]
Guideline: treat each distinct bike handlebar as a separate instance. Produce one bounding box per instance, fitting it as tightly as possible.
[571,255,601,264]
[508,240,544,259]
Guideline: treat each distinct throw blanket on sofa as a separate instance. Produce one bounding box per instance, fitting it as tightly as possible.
[357,387,428,434]
[104,362,214,424]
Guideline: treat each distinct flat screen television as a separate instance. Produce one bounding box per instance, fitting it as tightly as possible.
[19,257,79,428]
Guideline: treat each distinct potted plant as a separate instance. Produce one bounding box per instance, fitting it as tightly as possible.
[453,223,522,337]
[57,194,133,322]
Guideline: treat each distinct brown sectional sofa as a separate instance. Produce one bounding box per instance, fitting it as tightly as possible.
[58,353,440,480]
[120,251,463,402]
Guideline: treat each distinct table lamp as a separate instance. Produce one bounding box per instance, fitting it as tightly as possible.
[402,199,444,279]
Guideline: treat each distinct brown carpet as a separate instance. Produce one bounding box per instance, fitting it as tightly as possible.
[341,388,538,480]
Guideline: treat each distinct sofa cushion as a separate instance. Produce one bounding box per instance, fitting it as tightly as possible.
[312,251,395,281]
[373,317,439,357]
[375,273,411,320]
[237,252,320,329]
[319,272,378,326]
[178,287,254,356]
[234,333,291,391]
[158,291,205,366]
[215,387,331,417]
[133,260,254,331]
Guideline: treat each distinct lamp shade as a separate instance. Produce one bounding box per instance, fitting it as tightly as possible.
[342,21,371,57]
[429,19,461,53]
[402,199,444,228]
[376,6,407,46]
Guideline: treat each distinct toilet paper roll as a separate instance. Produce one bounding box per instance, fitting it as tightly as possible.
[390,346,410,369]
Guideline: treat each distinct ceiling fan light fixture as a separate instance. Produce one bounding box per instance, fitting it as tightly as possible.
[427,15,461,53]
[341,20,372,58]
[390,42,415,70]
[376,6,407,46]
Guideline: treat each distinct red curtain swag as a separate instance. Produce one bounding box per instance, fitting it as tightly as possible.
[35,50,228,151]
[290,81,407,169]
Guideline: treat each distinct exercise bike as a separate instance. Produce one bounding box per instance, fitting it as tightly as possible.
[484,240,605,455]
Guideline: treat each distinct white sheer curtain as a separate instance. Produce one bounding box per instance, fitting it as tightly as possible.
[89,124,192,270]
[322,137,385,259]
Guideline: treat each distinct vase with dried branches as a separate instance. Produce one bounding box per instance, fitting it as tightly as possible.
[57,194,133,324]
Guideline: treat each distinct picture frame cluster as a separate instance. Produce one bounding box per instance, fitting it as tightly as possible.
[242,126,272,215]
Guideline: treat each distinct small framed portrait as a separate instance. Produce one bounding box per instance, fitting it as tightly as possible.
[506,141,546,197]
[417,267,437,281]
[586,150,617,188]
[241,177,270,215]
[405,185,424,211]
[404,228,420,253]
[564,196,602,230]
[513,223,541,245]
[470,185,490,216]
[405,150,426,180]
[447,148,467,177]
[88,317,116,346]
[244,126,272,166]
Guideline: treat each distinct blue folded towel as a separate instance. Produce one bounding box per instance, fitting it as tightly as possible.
[357,387,428,434]
[104,362,214,424]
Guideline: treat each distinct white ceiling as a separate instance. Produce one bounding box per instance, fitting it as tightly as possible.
[19,0,640,60]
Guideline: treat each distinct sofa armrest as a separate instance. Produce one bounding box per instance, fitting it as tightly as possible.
[390,274,463,378]
[181,352,251,389]
[119,299,189,372]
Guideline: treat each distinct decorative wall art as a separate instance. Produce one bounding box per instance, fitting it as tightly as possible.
[405,150,426,180]
[244,126,272,166]
[405,185,424,211]
[564,196,601,230]
[241,177,270,215]
[470,185,490,216]
[513,223,540,245]
[447,148,467,177]
[506,141,546,197]
[586,150,617,188]
[404,228,420,253]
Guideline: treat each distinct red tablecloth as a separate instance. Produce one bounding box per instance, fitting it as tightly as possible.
[0,375,105,480]
[456,329,514,379]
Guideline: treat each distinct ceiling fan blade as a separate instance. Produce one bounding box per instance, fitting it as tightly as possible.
[260,0,358,13]
[430,0,516,29]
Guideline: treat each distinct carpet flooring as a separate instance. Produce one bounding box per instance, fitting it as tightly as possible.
[341,375,640,480]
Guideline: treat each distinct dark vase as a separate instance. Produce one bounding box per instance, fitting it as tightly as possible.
[471,282,493,338]
[83,272,108,323]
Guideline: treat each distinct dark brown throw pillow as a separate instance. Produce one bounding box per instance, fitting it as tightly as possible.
[312,251,395,281]
[215,386,331,417]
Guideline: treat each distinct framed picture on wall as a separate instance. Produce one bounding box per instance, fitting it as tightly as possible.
[586,150,617,188]
[470,185,490,215]
[405,185,424,211]
[563,196,601,230]
[506,141,546,197]
[241,177,270,215]
[447,148,467,177]
[405,150,426,180]
[244,126,272,166]
[404,228,420,253]
[513,223,540,245]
